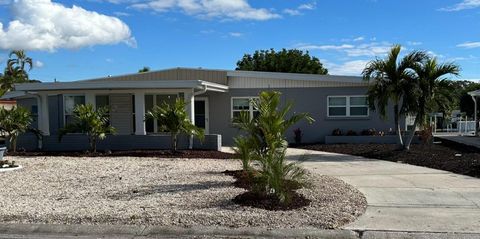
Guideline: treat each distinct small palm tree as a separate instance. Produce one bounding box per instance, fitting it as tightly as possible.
[0,106,33,152]
[403,57,460,149]
[233,91,314,204]
[59,104,116,153]
[145,98,204,153]
[363,45,427,148]
[1,50,33,96]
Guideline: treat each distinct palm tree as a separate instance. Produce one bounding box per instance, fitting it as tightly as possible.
[145,98,204,153]
[0,106,33,152]
[59,104,116,153]
[403,57,460,149]
[233,91,314,204]
[363,45,427,148]
[1,50,33,96]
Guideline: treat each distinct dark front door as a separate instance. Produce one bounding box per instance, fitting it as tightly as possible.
[194,99,208,133]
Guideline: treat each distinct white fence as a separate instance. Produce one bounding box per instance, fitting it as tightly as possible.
[457,121,477,135]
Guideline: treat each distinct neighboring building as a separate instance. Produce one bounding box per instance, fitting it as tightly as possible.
[0,99,16,110]
[2,67,401,151]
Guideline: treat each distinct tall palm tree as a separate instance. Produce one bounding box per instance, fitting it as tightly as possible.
[362,45,427,148]
[404,57,460,149]
[1,50,33,96]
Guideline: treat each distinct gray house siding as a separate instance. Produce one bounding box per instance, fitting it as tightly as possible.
[206,87,403,146]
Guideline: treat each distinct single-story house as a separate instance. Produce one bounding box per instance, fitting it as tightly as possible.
[2,67,404,151]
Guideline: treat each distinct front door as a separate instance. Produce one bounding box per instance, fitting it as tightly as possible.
[194,97,209,134]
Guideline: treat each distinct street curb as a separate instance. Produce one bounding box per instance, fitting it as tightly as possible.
[0,223,358,238]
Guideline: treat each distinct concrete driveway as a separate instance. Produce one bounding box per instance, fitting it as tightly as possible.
[286,148,480,234]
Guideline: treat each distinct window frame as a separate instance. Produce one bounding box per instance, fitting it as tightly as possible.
[327,95,369,118]
[63,94,86,126]
[231,96,260,120]
[145,93,179,134]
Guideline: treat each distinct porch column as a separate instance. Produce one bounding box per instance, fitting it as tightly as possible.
[184,90,195,149]
[134,92,146,135]
[39,93,50,136]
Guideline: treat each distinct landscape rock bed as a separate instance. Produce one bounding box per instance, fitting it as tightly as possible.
[0,156,366,229]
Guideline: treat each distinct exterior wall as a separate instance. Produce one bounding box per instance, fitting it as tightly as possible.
[205,87,404,146]
[17,98,39,129]
[109,94,133,134]
[16,134,221,151]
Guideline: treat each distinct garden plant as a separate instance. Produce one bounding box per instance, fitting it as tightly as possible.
[59,104,116,153]
[0,106,34,152]
[232,91,314,208]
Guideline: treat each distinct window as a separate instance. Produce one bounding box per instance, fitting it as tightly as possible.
[145,94,178,133]
[327,96,368,117]
[95,95,110,125]
[231,97,259,120]
[64,95,85,125]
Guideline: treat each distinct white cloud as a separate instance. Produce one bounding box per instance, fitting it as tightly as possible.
[131,0,280,21]
[324,60,369,76]
[352,36,364,42]
[406,41,422,46]
[33,60,44,68]
[440,0,480,11]
[0,0,10,4]
[296,42,392,57]
[283,8,301,16]
[298,2,316,10]
[114,11,131,16]
[229,32,243,37]
[0,0,135,51]
[457,41,480,49]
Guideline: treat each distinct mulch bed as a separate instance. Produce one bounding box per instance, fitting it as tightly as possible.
[223,169,311,211]
[300,137,480,178]
[6,150,236,159]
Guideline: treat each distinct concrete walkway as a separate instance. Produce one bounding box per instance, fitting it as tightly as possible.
[436,134,480,149]
[285,148,480,234]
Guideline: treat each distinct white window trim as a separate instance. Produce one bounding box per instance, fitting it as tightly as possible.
[231,96,259,120]
[327,95,369,118]
[63,94,86,126]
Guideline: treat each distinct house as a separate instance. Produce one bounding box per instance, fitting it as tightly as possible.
[2,67,401,151]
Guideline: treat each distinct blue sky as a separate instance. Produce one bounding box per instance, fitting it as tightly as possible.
[0,0,479,82]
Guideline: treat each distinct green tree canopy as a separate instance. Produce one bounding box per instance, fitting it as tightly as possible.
[236,48,328,75]
[138,66,150,73]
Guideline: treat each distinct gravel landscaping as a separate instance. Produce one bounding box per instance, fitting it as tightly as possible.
[0,156,366,229]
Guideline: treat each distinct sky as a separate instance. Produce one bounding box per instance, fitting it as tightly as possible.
[0,0,479,82]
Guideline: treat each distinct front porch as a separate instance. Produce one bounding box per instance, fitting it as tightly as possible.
[3,79,228,151]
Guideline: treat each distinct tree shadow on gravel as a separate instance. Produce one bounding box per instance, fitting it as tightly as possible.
[107,181,233,200]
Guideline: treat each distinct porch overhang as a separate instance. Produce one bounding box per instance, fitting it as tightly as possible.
[11,80,229,93]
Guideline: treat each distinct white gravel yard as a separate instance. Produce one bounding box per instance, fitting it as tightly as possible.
[0,156,366,229]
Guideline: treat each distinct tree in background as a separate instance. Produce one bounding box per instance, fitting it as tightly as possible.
[236,48,328,75]
[138,66,150,73]
[363,45,427,148]
[59,104,116,153]
[0,106,33,152]
[146,98,204,153]
[0,50,33,96]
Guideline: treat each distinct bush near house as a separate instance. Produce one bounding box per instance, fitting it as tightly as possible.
[0,106,34,152]
[59,104,115,153]
[230,91,314,210]
[146,98,204,153]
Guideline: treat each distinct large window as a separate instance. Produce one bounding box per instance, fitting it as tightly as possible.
[64,95,85,125]
[327,96,368,117]
[145,94,178,133]
[231,97,259,120]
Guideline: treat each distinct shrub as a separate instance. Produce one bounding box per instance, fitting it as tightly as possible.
[59,104,115,153]
[293,128,302,144]
[146,98,204,153]
[346,130,357,136]
[0,106,34,152]
[233,91,314,205]
[361,128,377,136]
[332,128,342,136]
[233,136,253,172]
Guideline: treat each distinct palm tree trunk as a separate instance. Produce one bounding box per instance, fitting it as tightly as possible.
[394,104,404,148]
[404,114,420,150]
[171,133,178,154]
[10,134,17,153]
